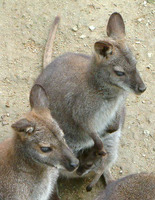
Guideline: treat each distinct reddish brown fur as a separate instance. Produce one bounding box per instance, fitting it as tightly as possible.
[0,107,78,200]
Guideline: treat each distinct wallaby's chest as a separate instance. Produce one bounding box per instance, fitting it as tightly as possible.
[67,95,124,153]
[91,97,123,135]
[30,168,59,200]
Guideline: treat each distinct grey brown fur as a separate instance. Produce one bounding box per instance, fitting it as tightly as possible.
[0,104,78,200]
[94,173,155,200]
[31,13,146,185]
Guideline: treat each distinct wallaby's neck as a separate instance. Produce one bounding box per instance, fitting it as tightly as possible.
[12,134,45,174]
[87,55,125,99]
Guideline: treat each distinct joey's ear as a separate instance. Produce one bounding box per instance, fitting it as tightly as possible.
[94,41,113,57]
[30,84,50,109]
[107,12,125,39]
[11,118,35,133]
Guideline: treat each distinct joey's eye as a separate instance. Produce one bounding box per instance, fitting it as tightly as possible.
[86,162,93,168]
[40,147,52,153]
[114,71,125,76]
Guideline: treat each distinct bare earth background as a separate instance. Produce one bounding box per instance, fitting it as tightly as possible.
[0,0,155,199]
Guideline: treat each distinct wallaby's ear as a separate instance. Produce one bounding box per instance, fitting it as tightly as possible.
[107,12,125,39]
[30,84,50,109]
[94,41,113,57]
[11,118,35,133]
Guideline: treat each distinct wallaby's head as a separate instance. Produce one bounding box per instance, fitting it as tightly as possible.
[76,147,101,176]
[12,85,79,172]
[93,12,146,95]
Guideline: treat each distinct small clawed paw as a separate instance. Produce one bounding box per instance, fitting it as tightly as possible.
[86,185,92,192]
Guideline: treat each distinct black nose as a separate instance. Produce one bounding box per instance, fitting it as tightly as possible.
[70,161,79,170]
[138,86,146,93]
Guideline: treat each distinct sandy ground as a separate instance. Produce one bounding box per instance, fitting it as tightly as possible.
[0,0,155,199]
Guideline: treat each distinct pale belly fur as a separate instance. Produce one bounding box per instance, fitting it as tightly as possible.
[30,168,59,200]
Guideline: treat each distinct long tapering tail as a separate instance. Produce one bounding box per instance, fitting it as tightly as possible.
[43,15,60,68]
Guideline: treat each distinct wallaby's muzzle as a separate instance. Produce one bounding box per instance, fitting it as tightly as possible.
[61,147,79,172]
[133,71,146,95]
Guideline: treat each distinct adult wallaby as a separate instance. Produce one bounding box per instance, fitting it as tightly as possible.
[94,173,155,200]
[30,12,146,185]
[0,87,79,200]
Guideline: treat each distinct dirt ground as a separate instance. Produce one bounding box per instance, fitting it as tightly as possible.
[0,0,155,199]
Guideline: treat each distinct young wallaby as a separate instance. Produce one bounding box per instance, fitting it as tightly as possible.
[94,173,155,200]
[77,145,105,192]
[31,12,146,186]
[77,109,125,191]
[0,87,78,200]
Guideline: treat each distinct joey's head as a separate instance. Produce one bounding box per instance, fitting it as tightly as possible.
[93,12,146,95]
[76,147,102,176]
[12,109,79,172]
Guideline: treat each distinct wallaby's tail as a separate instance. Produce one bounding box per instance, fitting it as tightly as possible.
[43,15,60,68]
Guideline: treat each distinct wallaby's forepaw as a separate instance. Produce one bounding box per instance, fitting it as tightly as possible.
[86,184,93,192]
[103,172,115,185]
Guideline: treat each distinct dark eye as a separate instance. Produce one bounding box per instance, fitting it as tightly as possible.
[86,162,93,168]
[40,147,52,153]
[114,71,125,76]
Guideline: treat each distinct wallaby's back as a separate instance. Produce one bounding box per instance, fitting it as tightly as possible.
[95,173,155,200]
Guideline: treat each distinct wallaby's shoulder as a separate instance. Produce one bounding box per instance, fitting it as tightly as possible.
[0,138,13,164]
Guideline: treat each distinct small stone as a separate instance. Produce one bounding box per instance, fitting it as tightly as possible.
[119,170,123,174]
[135,41,141,44]
[5,101,10,107]
[148,53,152,58]
[143,130,150,136]
[142,100,145,104]
[1,115,5,119]
[80,35,86,39]
[6,113,10,117]
[142,154,146,157]
[143,1,147,6]
[89,25,96,31]
[72,26,78,32]
[138,18,143,22]
[2,121,9,126]
[146,64,151,69]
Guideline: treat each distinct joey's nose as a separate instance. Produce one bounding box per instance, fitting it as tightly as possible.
[69,161,79,170]
[138,85,146,93]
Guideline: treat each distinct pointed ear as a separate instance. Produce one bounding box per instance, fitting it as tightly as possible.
[30,84,50,109]
[11,118,35,133]
[107,12,125,39]
[94,41,113,57]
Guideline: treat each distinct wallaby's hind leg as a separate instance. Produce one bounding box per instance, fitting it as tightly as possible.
[86,159,105,191]
[102,130,121,184]
[50,184,60,200]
